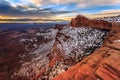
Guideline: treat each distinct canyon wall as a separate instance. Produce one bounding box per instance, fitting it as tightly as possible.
[53,15,120,80]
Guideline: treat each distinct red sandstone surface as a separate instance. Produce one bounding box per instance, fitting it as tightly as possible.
[48,41,64,67]
[53,16,120,80]
[30,69,46,80]
[70,15,112,30]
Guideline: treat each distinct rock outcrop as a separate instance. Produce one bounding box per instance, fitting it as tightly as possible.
[45,26,108,80]
[53,16,120,80]
[70,15,112,30]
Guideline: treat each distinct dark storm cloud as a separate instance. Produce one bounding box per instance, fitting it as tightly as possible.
[0,0,24,16]
[0,0,75,18]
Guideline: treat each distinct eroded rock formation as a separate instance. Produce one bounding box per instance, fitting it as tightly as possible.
[0,15,120,80]
[46,27,108,80]
[70,15,112,30]
[53,15,120,80]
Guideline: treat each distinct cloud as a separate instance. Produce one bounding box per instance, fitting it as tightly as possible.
[84,9,120,18]
[28,0,120,8]
[99,9,120,15]
[0,0,120,19]
[0,0,75,18]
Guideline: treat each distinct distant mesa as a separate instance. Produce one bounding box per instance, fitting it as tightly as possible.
[70,15,112,30]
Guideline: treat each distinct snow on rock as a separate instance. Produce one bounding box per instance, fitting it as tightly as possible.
[114,39,120,42]
[12,26,108,80]
[96,15,120,22]
[56,26,108,59]
[44,26,108,79]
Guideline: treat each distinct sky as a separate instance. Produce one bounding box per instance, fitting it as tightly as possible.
[0,0,120,21]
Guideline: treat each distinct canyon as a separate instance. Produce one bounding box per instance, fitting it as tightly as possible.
[0,15,120,80]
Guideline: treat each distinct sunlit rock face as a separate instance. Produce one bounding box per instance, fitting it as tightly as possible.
[70,15,112,30]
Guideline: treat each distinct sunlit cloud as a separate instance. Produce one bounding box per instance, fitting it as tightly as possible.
[84,9,120,18]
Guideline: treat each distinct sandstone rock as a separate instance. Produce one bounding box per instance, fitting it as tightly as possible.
[70,15,89,27]
[47,26,108,79]
[53,24,120,80]
[70,15,112,30]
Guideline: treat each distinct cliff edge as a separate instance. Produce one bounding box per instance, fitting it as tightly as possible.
[53,15,120,80]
